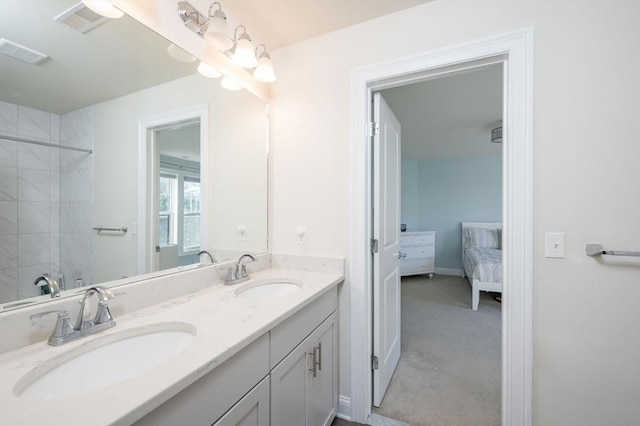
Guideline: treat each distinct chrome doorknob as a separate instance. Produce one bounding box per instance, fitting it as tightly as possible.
[394,252,407,259]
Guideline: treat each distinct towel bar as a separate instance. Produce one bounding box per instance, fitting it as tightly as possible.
[92,226,128,234]
[586,243,639,257]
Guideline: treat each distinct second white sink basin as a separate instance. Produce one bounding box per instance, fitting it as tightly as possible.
[15,322,196,401]
[236,278,302,300]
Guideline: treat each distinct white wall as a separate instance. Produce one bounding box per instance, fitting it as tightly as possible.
[269,1,640,424]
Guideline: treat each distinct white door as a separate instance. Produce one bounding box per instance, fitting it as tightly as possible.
[372,92,402,407]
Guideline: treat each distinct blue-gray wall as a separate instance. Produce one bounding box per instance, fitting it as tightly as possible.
[401,155,502,271]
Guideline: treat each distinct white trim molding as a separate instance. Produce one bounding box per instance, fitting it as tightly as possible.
[336,395,353,422]
[434,268,463,277]
[138,104,209,275]
[349,28,534,426]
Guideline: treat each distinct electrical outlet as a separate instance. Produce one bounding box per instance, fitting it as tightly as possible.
[237,225,246,241]
[545,232,565,258]
[297,226,307,245]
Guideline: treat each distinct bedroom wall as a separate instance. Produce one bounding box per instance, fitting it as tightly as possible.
[269,1,639,424]
[402,155,502,273]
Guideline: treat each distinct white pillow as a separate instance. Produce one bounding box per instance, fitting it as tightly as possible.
[468,227,500,249]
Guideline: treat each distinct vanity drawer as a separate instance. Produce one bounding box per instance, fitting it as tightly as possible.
[270,286,337,369]
[403,245,434,258]
[135,333,269,426]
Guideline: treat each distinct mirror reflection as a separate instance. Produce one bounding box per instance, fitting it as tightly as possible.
[0,1,268,309]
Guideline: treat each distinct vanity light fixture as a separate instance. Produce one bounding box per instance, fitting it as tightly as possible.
[231,25,257,69]
[205,2,233,50]
[197,61,222,78]
[221,76,242,91]
[253,44,276,83]
[81,0,123,19]
[177,1,276,84]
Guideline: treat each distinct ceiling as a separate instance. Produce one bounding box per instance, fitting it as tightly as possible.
[0,0,429,115]
[222,0,430,51]
[381,65,503,161]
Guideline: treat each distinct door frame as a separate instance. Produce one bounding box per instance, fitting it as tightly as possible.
[138,104,209,274]
[349,28,534,425]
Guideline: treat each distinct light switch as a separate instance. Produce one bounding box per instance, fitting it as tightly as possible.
[545,232,565,258]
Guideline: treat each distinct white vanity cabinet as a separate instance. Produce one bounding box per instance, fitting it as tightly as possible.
[400,231,436,278]
[270,311,337,426]
[134,286,338,426]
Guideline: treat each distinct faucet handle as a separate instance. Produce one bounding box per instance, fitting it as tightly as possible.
[30,310,74,339]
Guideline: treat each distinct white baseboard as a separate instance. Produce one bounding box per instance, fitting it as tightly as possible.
[435,267,462,276]
[337,395,352,421]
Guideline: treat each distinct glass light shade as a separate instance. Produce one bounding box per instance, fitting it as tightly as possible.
[205,16,232,51]
[253,55,276,83]
[233,37,257,68]
[197,62,222,78]
[221,76,242,91]
[167,44,196,63]
[82,0,124,18]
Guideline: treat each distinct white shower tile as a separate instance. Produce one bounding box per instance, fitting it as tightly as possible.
[0,138,18,167]
[50,202,60,233]
[0,101,18,135]
[49,113,60,143]
[50,233,60,264]
[0,201,17,235]
[17,168,50,201]
[60,168,92,202]
[18,233,49,266]
[17,143,50,171]
[50,146,60,172]
[0,267,18,304]
[65,135,93,150]
[60,233,92,266]
[50,171,60,202]
[18,106,50,142]
[61,106,94,141]
[0,167,17,201]
[0,234,18,269]
[60,201,92,233]
[17,202,50,234]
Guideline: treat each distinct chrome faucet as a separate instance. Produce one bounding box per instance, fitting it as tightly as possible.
[198,250,216,264]
[225,253,256,285]
[30,286,117,346]
[34,275,60,298]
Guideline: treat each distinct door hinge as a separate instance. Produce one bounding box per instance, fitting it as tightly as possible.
[371,238,379,254]
[372,355,379,370]
[369,121,379,137]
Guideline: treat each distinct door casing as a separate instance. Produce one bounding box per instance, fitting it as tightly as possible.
[348,28,534,426]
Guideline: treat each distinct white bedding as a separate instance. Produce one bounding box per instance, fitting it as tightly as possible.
[463,247,503,284]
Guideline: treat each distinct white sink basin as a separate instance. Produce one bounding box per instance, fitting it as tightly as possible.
[235,278,302,300]
[15,322,196,401]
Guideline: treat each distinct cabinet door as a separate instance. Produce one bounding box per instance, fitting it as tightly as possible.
[270,339,309,426]
[271,312,337,426]
[306,312,337,426]
[213,376,270,426]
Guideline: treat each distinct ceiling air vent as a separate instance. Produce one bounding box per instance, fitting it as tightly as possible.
[53,2,109,34]
[0,38,48,64]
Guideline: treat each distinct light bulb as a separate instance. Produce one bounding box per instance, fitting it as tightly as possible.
[253,54,276,83]
[221,76,242,91]
[197,62,222,78]
[82,0,124,18]
[232,36,257,68]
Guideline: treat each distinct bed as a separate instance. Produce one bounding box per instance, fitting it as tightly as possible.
[461,222,502,310]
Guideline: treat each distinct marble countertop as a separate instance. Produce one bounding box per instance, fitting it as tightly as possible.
[0,267,343,426]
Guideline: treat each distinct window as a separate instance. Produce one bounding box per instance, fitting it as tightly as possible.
[158,171,200,255]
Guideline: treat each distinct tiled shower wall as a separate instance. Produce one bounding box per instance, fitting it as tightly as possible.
[0,101,94,303]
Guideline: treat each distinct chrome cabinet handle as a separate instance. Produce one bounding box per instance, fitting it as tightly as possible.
[308,348,317,377]
[316,342,322,371]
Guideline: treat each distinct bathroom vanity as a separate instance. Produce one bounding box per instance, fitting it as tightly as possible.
[0,255,343,426]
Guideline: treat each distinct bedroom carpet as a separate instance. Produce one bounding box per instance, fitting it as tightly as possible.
[372,274,501,426]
